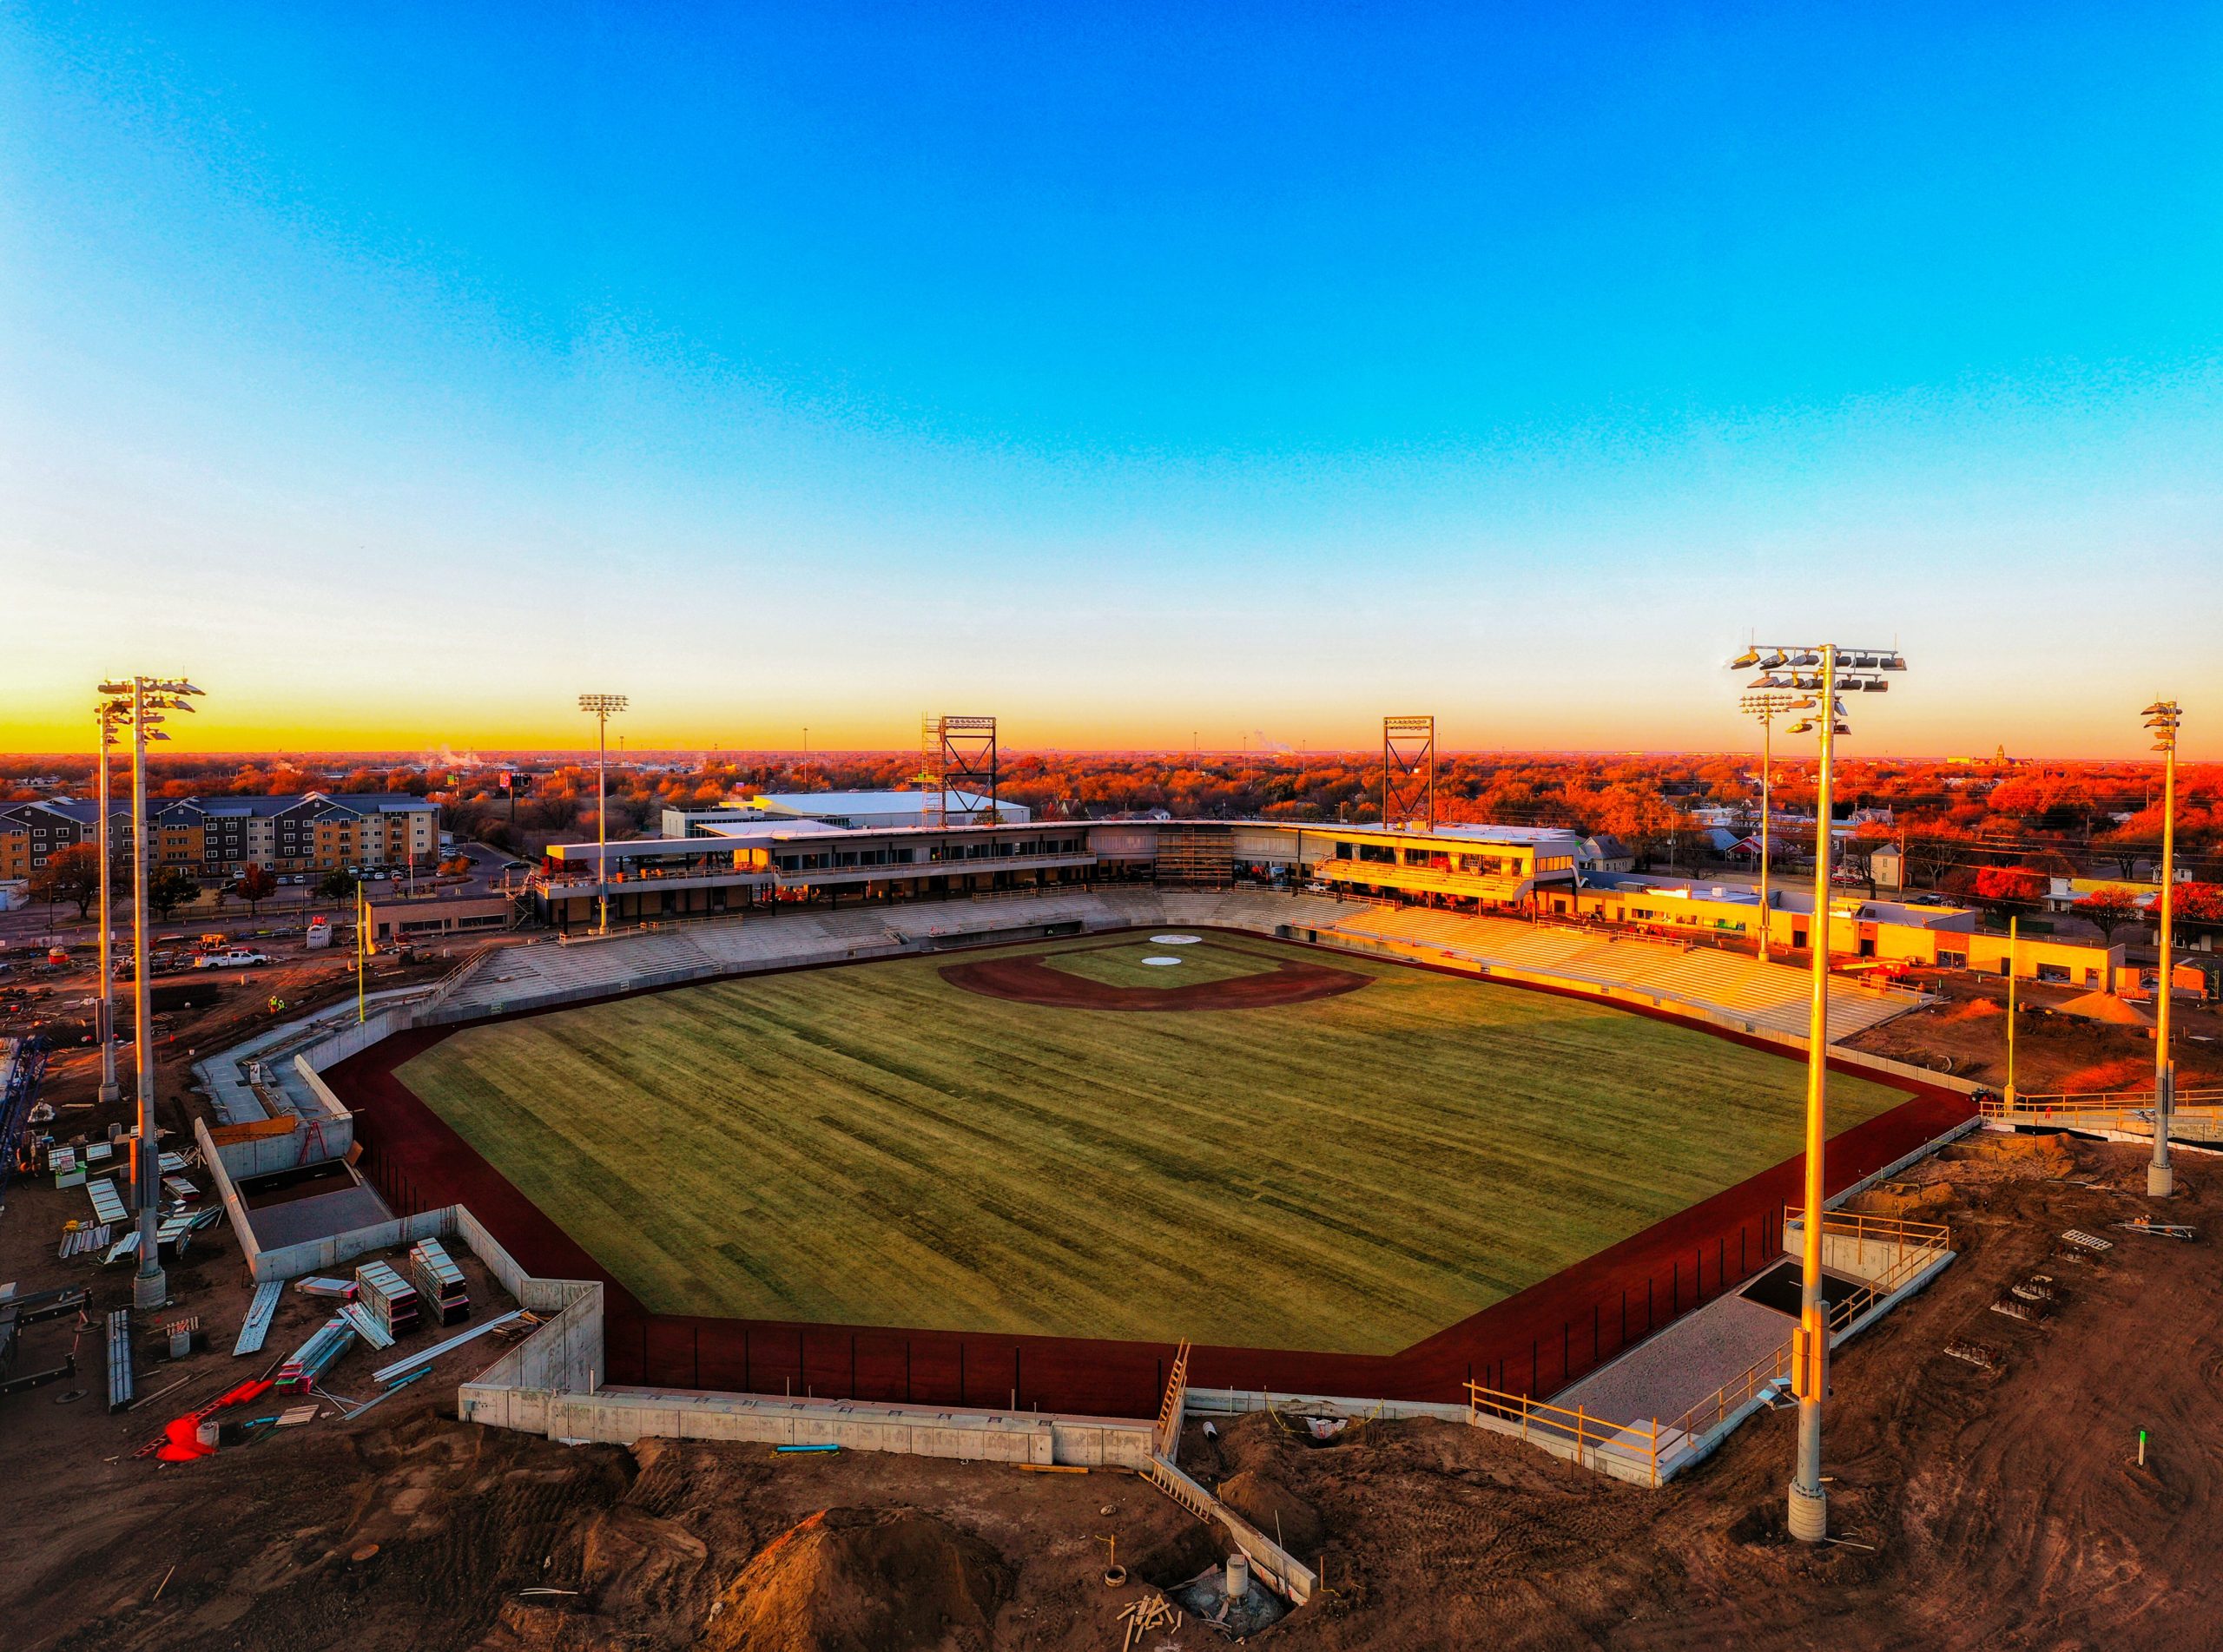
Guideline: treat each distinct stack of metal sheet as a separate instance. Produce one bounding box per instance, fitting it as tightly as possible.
[353,1260,421,1341]
[105,1308,134,1412]
[408,1238,471,1326]
[57,1223,112,1260]
[276,1317,357,1391]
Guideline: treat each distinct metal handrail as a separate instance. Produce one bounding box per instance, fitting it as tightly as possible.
[1466,1383,1665,1486]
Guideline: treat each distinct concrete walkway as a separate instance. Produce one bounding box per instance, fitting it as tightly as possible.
[1552,1290,1793,1435]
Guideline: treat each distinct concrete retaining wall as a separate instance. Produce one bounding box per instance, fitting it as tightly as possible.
[246,1204,452,1284]
[459,1377,1157,1468]
[300,1004,417,1070]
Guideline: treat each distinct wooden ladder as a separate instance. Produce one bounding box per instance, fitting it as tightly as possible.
[1154,1338,1191,1462]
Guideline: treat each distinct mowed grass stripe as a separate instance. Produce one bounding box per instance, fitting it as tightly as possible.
[398,938,1907,1352]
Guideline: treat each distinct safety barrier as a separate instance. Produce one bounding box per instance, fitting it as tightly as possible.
[1980,1092,2223,1142]
[1464,1385,1672,1486]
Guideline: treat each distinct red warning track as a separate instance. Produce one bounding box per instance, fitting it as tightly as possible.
[327,931,1976,1420]
[940,951,1369,1010]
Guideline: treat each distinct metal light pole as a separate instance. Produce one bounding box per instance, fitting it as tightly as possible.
[97,675,203,1312]
[1730,642,1906,1543]
[95,699,129,1106]
[2145,701,2182,1197]
[1741,692,1798,960]
[578,694,627,934]
[2005,914,2019,1104]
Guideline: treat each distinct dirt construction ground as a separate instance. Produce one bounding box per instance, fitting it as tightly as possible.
[5,1127,2218,1651]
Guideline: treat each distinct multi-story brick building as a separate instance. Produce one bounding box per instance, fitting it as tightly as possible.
[0,792,437,880]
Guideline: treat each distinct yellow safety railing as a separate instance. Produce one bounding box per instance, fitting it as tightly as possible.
[1465,1384,1666,1487]
[1664,1339,1796,1445]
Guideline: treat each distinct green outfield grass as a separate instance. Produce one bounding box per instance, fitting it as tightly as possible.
[396,933,1910,1353]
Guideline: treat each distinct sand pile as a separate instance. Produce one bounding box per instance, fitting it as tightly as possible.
[2055,991,2154,1028]
[700,1507,1007,1652]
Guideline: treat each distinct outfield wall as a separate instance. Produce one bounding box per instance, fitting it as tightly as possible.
[321,918,1980,1419]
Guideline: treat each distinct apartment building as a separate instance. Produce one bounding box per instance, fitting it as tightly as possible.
[0,792,437,879]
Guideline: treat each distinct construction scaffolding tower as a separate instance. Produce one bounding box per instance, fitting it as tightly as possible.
[1382,715,1436,831]
[920,714,1000,826]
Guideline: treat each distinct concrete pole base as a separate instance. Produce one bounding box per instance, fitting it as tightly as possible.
[98,1083,121,1106]
[133,1266,168,1312]
[1787,1482,1828,1543]
[2148,1162,2175,1198]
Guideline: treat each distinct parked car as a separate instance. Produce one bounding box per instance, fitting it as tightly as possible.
[193,949,271,970]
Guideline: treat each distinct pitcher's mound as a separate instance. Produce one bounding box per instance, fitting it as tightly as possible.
[944,953,1369,1011]
[702,1506,1007,1652]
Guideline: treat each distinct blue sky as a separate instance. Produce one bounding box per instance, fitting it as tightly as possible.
[4,3,2219,754]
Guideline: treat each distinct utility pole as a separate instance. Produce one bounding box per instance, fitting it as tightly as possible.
[2145,701,2182,1196]
[95,699,128,1106]
[578,694,627,934]
[1730,641,1906,1544]
[97,675,203,1313]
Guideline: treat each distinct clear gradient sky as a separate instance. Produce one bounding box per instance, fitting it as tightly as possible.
[4,3,2219,758]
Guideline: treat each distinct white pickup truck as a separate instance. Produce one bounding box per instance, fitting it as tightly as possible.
[193,949,272,970]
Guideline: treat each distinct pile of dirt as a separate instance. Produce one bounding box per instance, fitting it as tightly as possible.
[700,1507,1007,1652]
[1846,1179,1956,1221]
[1938,997,2004,1023]
[1946,1130,2076,1178]
[1216,1466,1325,1555]
[2058,1055,2158,1092]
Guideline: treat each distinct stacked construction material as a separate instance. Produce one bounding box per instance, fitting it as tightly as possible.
[354,1260,421,1341]
[276,1317,357,1392]
[408,1238,471,1326]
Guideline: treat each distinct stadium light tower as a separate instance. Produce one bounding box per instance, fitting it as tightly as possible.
[96,675,204,1312]
[1726,641,1906,1544]
[578,694,628,934]
[1739,691,1802,960]
[2144,700,2183,1197]
[94,696,131,1107]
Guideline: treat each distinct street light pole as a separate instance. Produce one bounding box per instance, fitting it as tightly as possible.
[2145,701,2182,1197]
[1741,693,1798,961]
[98,674,204,1313]
[578,694,627,935]
[95,701,126,1107]
[1729,641,1906,1544]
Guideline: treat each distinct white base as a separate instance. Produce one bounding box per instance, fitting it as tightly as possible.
[2149,1162,2175,1198]
[1788,1482,1827,1543]
[133,1266,168,1311]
